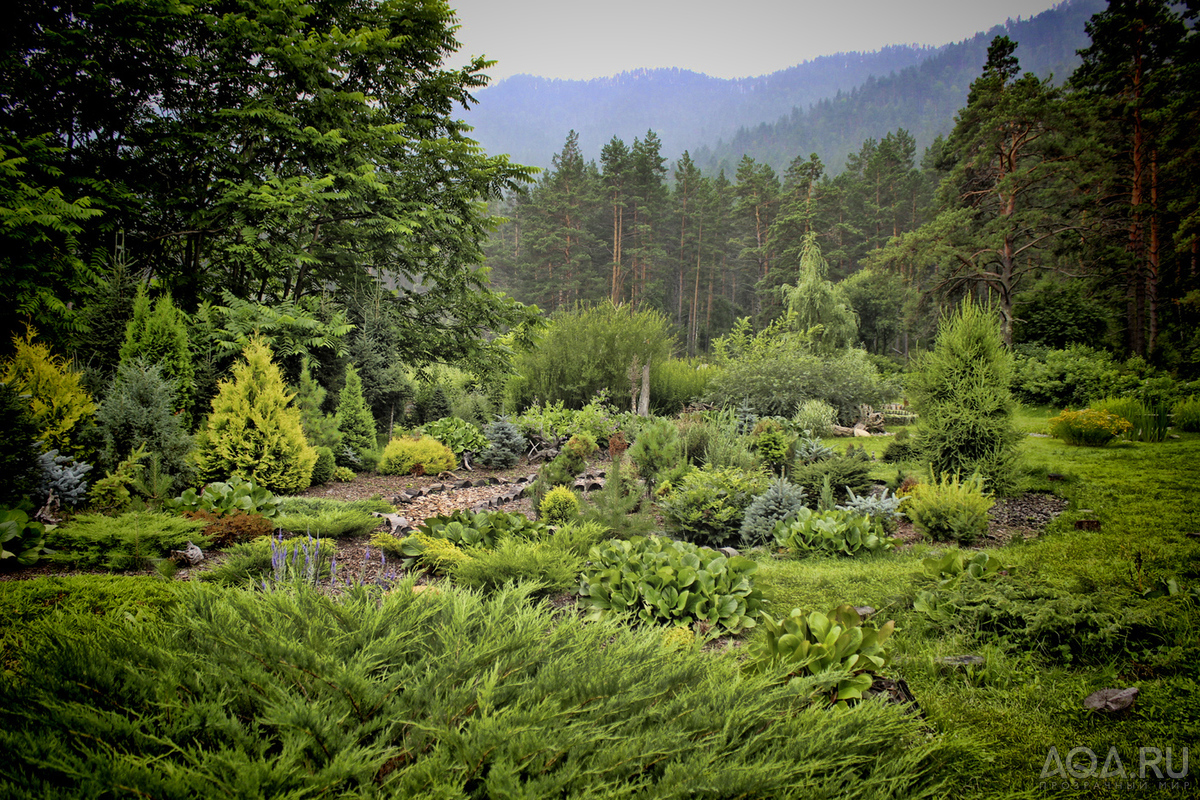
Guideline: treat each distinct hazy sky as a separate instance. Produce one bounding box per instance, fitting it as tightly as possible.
[450,0,1064,82]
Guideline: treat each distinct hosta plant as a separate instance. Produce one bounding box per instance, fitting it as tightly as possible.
[773,508,898,557]
[921,550,1005,588]
[165,475,281,519]
[746,605,895,705]
[422,416,489,457]
[0,507,49,566]
[577,536,766,634]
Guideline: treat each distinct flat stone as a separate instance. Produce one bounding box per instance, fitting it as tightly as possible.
[1084,687,1138,715]
[718,547,739,558]
[937,655,985,670]
[853,606,876,618]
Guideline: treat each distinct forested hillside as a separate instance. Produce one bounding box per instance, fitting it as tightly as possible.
[697,0,1104,174]
[463,0,1104,173]
[461,47,936,169]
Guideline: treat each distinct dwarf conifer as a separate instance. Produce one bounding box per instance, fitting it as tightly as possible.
[119,287,195,421]
[193,338,317,493]
[336,364,377,464]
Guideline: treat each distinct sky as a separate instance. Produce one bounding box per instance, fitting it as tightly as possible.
[449,0,1065,82]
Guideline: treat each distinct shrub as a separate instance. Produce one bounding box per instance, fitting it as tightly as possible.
[1,583,957,797]
[479,416,525,468]
[451,539,583,595]
[837,487,905,533]
[650,358,717,416]
[192,338,318,493]
[96,360,193,493]
[905,472,994,544]
[1093,395,1169,443]
[792,431,834,465]
[451,391,494,427]
[1,507,48,566]
[627,417,685,486]
[539,485,580,524]
[87,445,147,513]
[563,431,598,460]
[541,520,610,557]
[0,380,40,506]
[881,427,917,463]
[512,303,676,409]
[413,383,451,425]
[415,509,546,552]
[333,466,355,482]
[787,448,873,506]
[1174,396,1200,432]
[658,465,768,548]
[578,536,766,633]
[772,508,898,557]
[377,435,456,476]
[751,418,792,473]
[579,458,656,539]
[707,347,891,423]
[184,509,273,548]
[792,398,837,438]
[422,416,488,457]
[745,605,894,705]
[1010,344,1130,407]
[276,497,394,516]
[274,508,379,539]
[48,511,209,570]
[567,393,624,447]
[528,446,588,510]
[294,361,341,452]
[908,300,1022,495]
[336,364,377,465]
[166,474,281,519]
[3,328,97,456]
[739,477,808,547]
[36,449,93,509]
[201,533,334,585]
[310,446,336,485]
[1048,408,1133,446]
[119,287,195,420]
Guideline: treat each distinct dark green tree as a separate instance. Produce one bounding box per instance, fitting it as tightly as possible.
[336,364,377,465]
[119,287,195,421]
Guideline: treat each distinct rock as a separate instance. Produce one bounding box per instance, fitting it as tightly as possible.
[171,541,204,566]
[1084,687,1138,716]
[853,606,876,618]
[372,512,410,533]
[1074,519,1102,531]
[1047,472,1067,481]
[718,547,739,558]
[937,655,985,672]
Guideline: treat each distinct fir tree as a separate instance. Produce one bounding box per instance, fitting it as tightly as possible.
[908,299,1022,495]
[120,286,195,421]
[294,360,341,451]
[96,359,193,492]
[336,364,376,464]
[193,337,317,493]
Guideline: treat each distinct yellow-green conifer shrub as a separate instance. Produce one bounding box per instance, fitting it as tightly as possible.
[377,435,456,475]
[539,485,581,524]
[2,328,96,455]
[192,338,317,493]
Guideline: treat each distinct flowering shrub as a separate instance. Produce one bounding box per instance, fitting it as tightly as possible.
[1048,409,1133,447]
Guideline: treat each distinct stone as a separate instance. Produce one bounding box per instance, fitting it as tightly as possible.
[937,655,985,671]
[1084,687,1138,716]
[853,606,876,618]
[718,547,739,558]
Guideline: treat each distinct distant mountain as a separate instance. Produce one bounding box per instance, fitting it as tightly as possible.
[461,0,1105,175]
[461,47,939,169]
[697,0,1106,174]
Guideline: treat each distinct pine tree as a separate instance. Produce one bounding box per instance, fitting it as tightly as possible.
[193,338,317,493]
[336,364,376,464]
[120,286,195,421]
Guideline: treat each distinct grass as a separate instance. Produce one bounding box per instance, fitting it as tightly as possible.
[4,424,1198,798]
[765,426,1200,798]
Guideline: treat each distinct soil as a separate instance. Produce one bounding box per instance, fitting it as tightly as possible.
[1,457,1070,585]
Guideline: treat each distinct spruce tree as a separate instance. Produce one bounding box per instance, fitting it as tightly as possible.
[336,364,376,464]
[193,338,317,493]
[120,287,195,421]
[97,359,193,491]
[294,361,341,451]
[908,299,1022,495]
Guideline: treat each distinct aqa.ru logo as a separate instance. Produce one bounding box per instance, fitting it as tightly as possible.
[1040,746,1189,781]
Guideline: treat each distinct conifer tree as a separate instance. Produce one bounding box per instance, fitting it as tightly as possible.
[2,328,97,456]
[294,360,341,452]
[192,337,317,493]
[336,364,377,464]
[120,286,195,421]
[908,299,1022,495]
[97,360,193,491]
